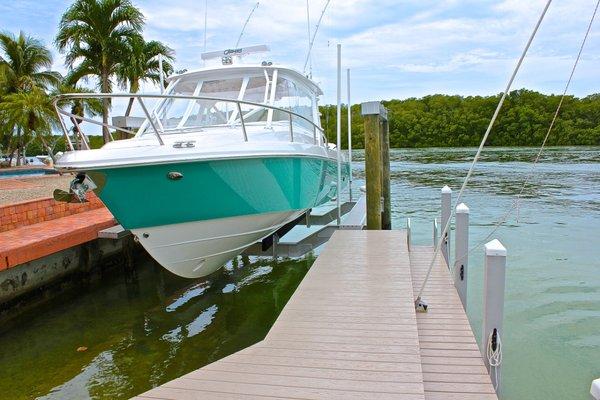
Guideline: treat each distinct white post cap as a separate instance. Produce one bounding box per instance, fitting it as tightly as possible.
[441,185,452,193]
[591,378,600,399]
[456,203,470,214]
[485,239,507,257]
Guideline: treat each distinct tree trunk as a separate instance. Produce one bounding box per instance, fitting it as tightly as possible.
[101,71,111,144]
[125,79,139,118]
[37,133,55,162]
[15,127,22,166]
[125,97,135,117]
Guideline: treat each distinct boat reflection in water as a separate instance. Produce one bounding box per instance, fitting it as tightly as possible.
[0,253,315,399]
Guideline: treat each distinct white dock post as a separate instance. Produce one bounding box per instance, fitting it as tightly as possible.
[441,186,452,266]
[346,68,353,202]
[454,203,469,309]
[482,239,507,392]
[591,378,600,399]
[336,43,342,226]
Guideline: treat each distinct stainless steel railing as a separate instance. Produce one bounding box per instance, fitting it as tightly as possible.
[53,93,327,151]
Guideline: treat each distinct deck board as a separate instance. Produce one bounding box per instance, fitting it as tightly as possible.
[136,231,496,399]
[410,245,497,399]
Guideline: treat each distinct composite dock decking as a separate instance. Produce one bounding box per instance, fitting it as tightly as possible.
[135,230,497,400]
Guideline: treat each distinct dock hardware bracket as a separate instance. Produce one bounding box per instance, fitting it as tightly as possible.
[415,297,428,313]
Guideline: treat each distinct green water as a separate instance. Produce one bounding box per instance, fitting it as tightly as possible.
[1,146,599,399]
[0,256,313,399]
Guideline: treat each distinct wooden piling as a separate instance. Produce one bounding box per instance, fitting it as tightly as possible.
[361,101,390,230]
[381,117,392,230]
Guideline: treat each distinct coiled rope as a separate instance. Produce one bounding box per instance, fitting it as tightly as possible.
[486,329,503,391]
[415,0,554,305]
[451,0,600,271]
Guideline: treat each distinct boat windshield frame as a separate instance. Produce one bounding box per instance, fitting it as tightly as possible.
[52,92,328,151]
[136,67,320,136]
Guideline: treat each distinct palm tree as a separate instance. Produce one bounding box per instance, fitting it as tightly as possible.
[0,31,61,94]
[0,89,57,160]
[0,31,61,164]
[56,0,144,144]
[117,36,175,117]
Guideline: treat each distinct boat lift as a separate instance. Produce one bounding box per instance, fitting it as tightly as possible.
[241,196,366,258]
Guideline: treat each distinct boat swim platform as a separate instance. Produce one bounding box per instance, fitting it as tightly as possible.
[133,230,497,400]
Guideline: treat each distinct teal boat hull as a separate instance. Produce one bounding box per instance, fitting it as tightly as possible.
[90,156,348,230]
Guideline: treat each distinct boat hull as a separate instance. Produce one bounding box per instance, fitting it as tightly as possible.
[87,155,347,277]
[132,210,304,278]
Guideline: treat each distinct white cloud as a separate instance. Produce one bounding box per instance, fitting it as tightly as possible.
[3,0,600,103]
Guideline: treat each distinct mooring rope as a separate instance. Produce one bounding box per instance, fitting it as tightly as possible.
[451,0,600,271]
[486,330,503,391]
[414,0,553,305]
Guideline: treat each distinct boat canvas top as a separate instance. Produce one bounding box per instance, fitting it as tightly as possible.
[167,64,323,96]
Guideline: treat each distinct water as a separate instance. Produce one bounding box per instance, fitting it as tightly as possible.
[0,256,313,399]
[0,168,57,179]
[0,146,599,399]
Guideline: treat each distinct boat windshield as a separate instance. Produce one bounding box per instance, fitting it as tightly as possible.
[139,68,317,136]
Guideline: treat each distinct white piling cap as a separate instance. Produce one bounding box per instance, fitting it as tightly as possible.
[485,239,507,257]
[591,378,600,399]
[441,185,452,194]
[456,203,470,214]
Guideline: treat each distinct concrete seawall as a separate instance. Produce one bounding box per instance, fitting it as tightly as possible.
[0,193,135,311]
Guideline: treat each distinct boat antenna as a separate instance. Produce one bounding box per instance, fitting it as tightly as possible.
[204,0,208,53]
[235,2,260,48]
[306,0,313,78]
[303,0,331,75]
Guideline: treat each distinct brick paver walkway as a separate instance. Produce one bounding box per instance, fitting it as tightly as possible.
[0,207,116,270]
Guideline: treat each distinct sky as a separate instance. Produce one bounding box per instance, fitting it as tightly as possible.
[1,0,600,104]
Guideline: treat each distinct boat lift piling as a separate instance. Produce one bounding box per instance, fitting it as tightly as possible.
[381,110,392,230]
[441,185,452,266]
[482,239,507,392]
[454,203,469,309]
[346,68,353,202]
[361,101,391,230]
[336,44,342,226]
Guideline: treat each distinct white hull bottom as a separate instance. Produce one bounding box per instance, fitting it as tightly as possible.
[131,210,304,278]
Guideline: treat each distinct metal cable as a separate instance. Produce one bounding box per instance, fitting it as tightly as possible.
[415,0,553,304]
[452,0,600,269]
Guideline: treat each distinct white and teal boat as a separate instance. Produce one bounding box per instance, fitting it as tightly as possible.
[54,50,348,278]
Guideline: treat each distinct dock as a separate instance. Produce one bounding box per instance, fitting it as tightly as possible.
[134,230,497,400]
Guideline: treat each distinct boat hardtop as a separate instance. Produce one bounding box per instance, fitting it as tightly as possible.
[55,62,333,170]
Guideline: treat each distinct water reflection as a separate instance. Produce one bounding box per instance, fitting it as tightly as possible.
[0,254,313,400]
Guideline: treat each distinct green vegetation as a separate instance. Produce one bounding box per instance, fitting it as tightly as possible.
[320,90,600,148]
[1,2,599,163]
[0,0,174,165]
[0,31,61,164]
